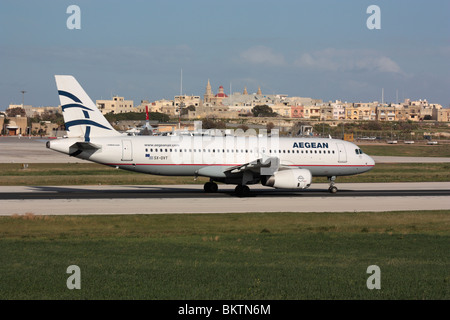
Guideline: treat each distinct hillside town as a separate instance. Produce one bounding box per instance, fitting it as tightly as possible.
[1,80,449,137]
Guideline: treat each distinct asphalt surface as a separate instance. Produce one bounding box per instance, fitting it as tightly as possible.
[1,184,449,200]
[1,183,449,215]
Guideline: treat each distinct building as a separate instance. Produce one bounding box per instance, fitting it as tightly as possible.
[331,102,346,120]
[376,105,396,121]
[319,104,334,121]
[433,108,450,122]
[290,105,304,118]
[0,115,28,136]
[31,121,59,136]
[203,80,228,106]
[96,96,134,114]
[303,105,321,119]
[174,95,202,115]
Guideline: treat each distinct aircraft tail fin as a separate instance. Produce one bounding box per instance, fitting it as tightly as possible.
[55,75,121,139]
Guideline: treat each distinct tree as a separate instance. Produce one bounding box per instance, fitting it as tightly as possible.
[237,124,249,131]
[266,122,275,134]
[6,107,26,117]
[105,111,169,123]
[251,105,277,117]
[181,105,196,116]
[201,118,226,129]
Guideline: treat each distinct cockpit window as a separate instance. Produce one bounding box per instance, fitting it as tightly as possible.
[355,149,364,155]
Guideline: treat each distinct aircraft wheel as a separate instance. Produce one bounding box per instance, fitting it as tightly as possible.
[329,186,338,194]
[235,184,250,197]
[204,182,218,193]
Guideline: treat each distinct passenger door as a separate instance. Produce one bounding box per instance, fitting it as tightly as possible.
[336,142,347,163]
[122,140,133,161]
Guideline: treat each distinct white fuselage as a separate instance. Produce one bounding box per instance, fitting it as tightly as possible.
[48,135,375,180]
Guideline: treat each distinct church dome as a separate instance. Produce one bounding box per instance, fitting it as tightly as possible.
[215,85,228,98]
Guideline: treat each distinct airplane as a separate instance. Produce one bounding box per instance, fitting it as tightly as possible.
[124,105,158,136]
[47,75,375,196]
[141,105,158,135]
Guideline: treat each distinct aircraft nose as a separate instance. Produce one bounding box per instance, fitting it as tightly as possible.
[366,155,375,167]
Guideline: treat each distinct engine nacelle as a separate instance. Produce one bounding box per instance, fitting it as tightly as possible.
[263,168,312,189]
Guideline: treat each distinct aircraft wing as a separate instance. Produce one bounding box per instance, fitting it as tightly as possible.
[224,156,280,176]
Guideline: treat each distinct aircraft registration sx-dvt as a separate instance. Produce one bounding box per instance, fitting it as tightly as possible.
[47,75,375,195]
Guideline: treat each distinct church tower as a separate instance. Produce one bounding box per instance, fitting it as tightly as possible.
[204,79,213,103]
[257,86,262,95]
[243,87,248,95]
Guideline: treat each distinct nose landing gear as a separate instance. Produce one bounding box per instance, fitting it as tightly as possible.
[328,176,338,193]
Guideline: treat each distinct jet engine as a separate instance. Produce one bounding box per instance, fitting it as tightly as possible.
[263,168,312,189]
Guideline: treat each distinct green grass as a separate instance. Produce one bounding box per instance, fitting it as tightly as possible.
[1,162,449,185]
[0,211,449,299]
[0,163,208,186]
[360,143,450,157]
[315,163,450,183]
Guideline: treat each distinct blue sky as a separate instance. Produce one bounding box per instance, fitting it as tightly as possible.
[1,0,449,110]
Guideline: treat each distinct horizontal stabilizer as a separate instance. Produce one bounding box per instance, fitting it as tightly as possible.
[70,142,102,150]
[69,141,101,157]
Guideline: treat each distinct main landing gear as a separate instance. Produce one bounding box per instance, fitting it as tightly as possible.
[328,176,338,194]
[203,181,218,193]
[203,180,251,196]
[234,184,250,197]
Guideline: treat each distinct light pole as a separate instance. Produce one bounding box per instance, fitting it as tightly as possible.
[21,90,26,106]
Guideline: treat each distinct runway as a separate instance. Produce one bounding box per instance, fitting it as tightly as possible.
[1,182,449,215]
[1,137,449,216]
